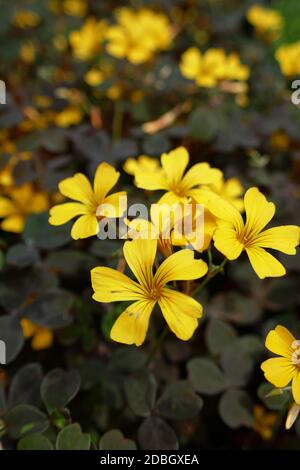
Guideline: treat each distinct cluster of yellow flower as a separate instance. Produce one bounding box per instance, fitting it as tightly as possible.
[275,41,300,77]
[48,148,299,347]
[246,4,283,38]
[180,47,249,88]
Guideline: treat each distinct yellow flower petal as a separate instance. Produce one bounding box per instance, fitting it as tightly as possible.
[254,225,300,254]
[182,162,222,189]
[91,267,144,302]
[31,328,53,350]
[158,288,202,340]
[292,373,300,405]
[1,215,25,233]
[99,191,127,218]
[245,246,286,278]
[110,299,155,346]
[20,318,38,338]
[244,187,275,236]
[265,325,295,358]
[49,202,88,225]
[59,173,95,205]
[208,195,244,233]
[135,170,169,191]
[123,239,157,290]
[154,249,208,286]
[261,357,296,387]
[29,192,49,213]
[93,162,120,203]
[71,214,98,239]
[213,226,244,260]
[0,197,15,217]
[161,147,189,187]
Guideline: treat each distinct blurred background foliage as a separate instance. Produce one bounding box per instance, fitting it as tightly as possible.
[0,0,299,450]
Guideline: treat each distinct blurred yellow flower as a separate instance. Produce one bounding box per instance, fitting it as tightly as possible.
[275,41,300,77]
[0,183,49,233]
[21,318,53,351]
[14,10,40,28]
[63,0,87,17]
[0,152,32,187]
[123,155,161,176]
[106,8,172,64]
[91,238,207,345]
[253,405,277,440]
[84,68,105,87]
[106,85,122,101]
[180,47,249,88]
[203,177,244,212]
[261,325,300,404]
[55,107,83,128]
[270,130,290,151]
[49,162,126,239]
[208,187,299,278]
[69,17,107,60]
[247,5,283,37]
[135,147,222,204]
[20,41,36,64]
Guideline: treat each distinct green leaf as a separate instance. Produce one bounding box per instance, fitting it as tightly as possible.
[6,244,39,268]
[5,404,49,439]
[206,319,237,356]
[138,417,178,451]
[109,348,147,373]
[124,371,157,417]
[23,213,71,250]
[157,380,203,420]
[9,363,43,408]
[188,107,220,141]
[17,434,53,450]
[46,250,96,276]
[220,342,254,387]
[219,389,253,429]
[99,430,137,450]
[258,382,291,411]
[56,423,91,450]
[187,358,227,395]
[0,314,24,364]
[41,369,81,413]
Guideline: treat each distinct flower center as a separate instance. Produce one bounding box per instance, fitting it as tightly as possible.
[148,287,161,301]
[291,340,300,366]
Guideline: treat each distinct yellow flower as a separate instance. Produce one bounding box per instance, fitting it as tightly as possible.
[253,405,277,440]
[180,47,249,88]
[14,10,40,28]
[21,319,53,351]
[203,177,244,212]
[69,18,107,60]
[135,147,222,205]
[247,5,283,36]
[123,155,161,176]
[63,0,87,17]
[270,130,290,151]
[49,162,126,239]
[84,68,104,87]
[275,41,300,77]
[261,325,300,404]
[91,239,208,345]
[105,8,172,64]
[20,41,36,64]
[106,85,122,101]
[0,184,49,233]
[55,107,83,128]
[0,152,32,187]
[208,187,299,278]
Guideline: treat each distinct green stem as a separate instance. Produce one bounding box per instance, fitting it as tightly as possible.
[192,258,227,297]
[112,100,123,142]
[145,326,168,367]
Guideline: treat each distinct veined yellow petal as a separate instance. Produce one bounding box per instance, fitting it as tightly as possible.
[1,215,25,233]
[0,197,15,217]
[161,147,189,187]
[254,226,299,254]
[93,162,120,203]
[213,226,244,260]
[110,299,156,346]
[59,173,95,205]
[49,202,88,225]
[208,195,244,233]
[99,191,127,218]
[265,325,295,358]
[135,170,169,191]
[123,239,157,290]
[91,267,144,302]
[261,357,296,387]
[181,162,222,190]
[246,246,286,278]
[31,328,53,350]
[158,288,202,340]
[154,249,208,286]
[71,214,98,239]
[292,373,300,405]
[244,187,275,236]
